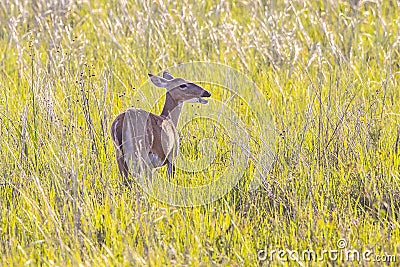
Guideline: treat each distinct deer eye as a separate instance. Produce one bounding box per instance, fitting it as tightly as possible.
[179,84,187,89]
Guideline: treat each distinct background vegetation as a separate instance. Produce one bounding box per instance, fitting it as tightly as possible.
[1,0,399,265]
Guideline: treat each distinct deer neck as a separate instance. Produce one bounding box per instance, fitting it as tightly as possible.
[160,92,182,127]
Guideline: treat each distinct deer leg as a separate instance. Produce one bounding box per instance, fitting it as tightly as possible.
[167,160,175,179]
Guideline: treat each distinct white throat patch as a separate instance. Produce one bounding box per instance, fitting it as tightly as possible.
[184,98,200,103]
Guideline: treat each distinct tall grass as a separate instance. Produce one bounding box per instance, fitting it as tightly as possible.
[1,0,399,265]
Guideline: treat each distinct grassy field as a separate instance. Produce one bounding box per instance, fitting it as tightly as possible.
[1,0,400,265]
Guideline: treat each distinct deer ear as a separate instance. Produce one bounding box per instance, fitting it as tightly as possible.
[162,71,174,80]
[148,73,169,88]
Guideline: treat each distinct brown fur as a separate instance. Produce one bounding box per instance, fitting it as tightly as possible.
[111,72,210,183]
[110,109,175,179]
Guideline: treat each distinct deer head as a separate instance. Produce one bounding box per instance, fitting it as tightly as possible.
[148,72,211,104]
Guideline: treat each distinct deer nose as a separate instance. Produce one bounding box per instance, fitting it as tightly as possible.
[202,90,211,97]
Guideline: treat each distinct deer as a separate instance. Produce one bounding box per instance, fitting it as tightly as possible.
[111,71,211,184]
